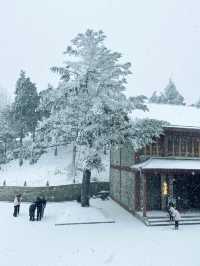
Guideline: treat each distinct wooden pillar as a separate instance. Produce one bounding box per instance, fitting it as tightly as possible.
[168,175,174,202]
[192,138,195,157]
[179,136,182,156]
[164,135,168,156]
[198,140,200,157]
[186,137,188,156]
[150,144,152,156]
[144,146,147,157]
[172,136,175,156]
[142,172,147,217]
[156,142,159,156]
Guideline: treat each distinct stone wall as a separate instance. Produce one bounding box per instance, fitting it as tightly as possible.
[0,182,109,202]
[110,144,136,212]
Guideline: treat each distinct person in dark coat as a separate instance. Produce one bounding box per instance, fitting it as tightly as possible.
[41,196,47,219]
[35,197,43,221]
[29,203,36,221]
[16,194,22,215]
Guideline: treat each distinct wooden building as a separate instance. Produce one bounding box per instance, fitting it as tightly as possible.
[110,104,200,218]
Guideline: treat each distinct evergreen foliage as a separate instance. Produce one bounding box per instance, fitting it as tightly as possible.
[149,79,185,105]
[13,71,40,138]
[38,29,165,206]
[12,71,40,165]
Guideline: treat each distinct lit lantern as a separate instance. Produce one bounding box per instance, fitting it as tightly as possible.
[162,181,168,196]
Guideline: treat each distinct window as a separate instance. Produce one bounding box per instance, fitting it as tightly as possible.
[168,136,173,156]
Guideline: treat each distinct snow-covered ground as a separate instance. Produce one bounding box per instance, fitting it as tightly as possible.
[1,198,200,266]
[0,146,109,186]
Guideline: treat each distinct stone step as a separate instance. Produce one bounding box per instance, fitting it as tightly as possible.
[147,215,200,219]
[148,217,200,223]
[149,221,200,226]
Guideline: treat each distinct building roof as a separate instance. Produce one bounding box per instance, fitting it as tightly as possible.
[132,103,200,129]
[132,158,200,171]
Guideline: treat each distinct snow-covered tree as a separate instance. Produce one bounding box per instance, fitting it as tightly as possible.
[163,79,185,105]
[0,86,10,111]
[149,91,160,103]
[0,105,15,162]
[12,71,40,165]
[39,29,165,206]
[191,98,200,108]
[149,79,185,105]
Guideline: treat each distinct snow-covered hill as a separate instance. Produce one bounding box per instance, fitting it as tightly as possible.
[0,146,109,186]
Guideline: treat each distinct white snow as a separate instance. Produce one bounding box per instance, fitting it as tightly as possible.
[132,157,200,170]
[0,146,109,186]
[1,198,200,266]
[133,103,200,128]
[55,200,114,225]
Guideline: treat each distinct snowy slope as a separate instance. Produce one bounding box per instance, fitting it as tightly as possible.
[133,103,200,127]
[0,145,109,186]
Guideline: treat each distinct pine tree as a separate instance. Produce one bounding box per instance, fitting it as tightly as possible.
[13,70,39,165]
[0,86,10,111]
[0,105,15,162]
[149,80,185,105]
[163,79,185,105]
[39,30,165,206]
[149,91,159,103]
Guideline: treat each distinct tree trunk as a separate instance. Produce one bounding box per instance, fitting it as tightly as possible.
[81,168,91,207]
[4,140,7,163]
[54,145,58,156]
[72,144,76,183]
[19,129,23,166]
[32,129,36,142]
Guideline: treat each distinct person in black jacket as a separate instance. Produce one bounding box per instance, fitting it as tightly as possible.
[41,196,47,219]
[35,197,43,221]
[29,203,36,221]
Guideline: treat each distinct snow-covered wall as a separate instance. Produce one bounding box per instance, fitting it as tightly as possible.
[0,182,109,202]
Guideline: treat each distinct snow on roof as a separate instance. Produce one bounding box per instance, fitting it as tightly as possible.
[132,103,200,128]
[132,158,200,171]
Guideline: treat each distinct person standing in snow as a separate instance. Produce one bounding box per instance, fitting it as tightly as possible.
[35,197,43,221]
[173,209,181,230]
[13,194,21,217]
[168,202,174,221]
[16,194,22,216]
[41,196,47,219]
[29,202,36,221]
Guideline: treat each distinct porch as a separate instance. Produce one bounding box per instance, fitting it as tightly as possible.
[132,157,200,219]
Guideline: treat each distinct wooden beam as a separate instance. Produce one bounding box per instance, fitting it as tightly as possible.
[168,175,174,202]
[192,138,195,157]
[150,144,152,156]
[142,173,147,217]
[164,135,168,156]
[179,136,182,156]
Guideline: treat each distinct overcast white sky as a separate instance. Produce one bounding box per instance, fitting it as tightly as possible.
[0,0,200,102]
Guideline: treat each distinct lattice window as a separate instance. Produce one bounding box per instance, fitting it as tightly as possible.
[174,135,180,156]
[168,135,173,156]
[194,138,200,157]
[181,137,187,156]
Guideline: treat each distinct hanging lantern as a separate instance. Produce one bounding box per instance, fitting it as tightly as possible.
[162,180,168,196]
